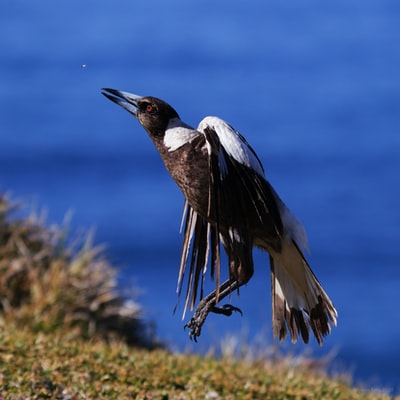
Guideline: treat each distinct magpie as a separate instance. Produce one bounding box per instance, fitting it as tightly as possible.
[101,88,337,345]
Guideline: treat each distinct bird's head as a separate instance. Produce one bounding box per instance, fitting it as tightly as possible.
[101,88,180,138]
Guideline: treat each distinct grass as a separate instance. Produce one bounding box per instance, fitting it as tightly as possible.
[0,325,396,400]
[0,192,397,399]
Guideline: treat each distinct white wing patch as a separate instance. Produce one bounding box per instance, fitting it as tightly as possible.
[198,116,265,176]
[164,118,200,151]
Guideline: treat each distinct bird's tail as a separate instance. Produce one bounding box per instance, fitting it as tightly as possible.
[269,238,337,345]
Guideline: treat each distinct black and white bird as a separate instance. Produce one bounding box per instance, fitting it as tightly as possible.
[101,88,337,345]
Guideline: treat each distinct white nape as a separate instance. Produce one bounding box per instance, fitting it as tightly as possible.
[164,118,200,151]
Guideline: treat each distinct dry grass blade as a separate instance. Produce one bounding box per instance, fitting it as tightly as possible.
[0,193,160,348]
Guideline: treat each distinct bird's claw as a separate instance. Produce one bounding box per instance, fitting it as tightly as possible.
[211,303,243,316]
[184,318,201,342]
[184,303,243,342]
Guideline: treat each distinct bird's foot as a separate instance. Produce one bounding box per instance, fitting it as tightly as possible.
[184,298,211,342]
[184,301,243,342]
[184,318,202,342]
[211,304,243,316]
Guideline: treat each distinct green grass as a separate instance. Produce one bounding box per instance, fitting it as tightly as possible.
[0,326,396,400]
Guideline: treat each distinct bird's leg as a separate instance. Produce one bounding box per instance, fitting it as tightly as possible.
[184,278,243,341]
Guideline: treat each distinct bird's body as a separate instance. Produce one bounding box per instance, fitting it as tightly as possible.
[102,88,337,345]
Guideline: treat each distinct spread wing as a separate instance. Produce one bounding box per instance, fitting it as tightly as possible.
[175,117,283,318]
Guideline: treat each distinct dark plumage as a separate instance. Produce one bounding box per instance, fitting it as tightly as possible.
[101,88,338,345]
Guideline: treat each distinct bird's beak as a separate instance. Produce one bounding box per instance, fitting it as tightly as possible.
[101,88,141,117]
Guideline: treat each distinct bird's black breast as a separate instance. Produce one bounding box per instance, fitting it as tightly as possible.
[155,135,211,216]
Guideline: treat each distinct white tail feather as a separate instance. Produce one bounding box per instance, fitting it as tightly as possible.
[270,238,337,345]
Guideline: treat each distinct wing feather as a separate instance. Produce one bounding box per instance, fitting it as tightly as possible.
[201,120,283,242]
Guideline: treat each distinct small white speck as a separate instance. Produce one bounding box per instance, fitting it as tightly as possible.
[80,64,87,68]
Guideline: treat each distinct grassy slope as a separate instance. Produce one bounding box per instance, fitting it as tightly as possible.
[0,326,396,400]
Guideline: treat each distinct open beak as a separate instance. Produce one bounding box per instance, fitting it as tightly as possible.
[101,88,141,117]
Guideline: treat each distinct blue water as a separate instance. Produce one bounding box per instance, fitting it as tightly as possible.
[1,0,400,394]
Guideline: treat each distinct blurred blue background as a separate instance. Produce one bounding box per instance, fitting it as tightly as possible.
[1,0,399,394]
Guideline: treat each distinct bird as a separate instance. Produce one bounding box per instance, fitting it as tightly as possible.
[101,88,337,345]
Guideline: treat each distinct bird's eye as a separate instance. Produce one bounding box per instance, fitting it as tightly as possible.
[146,104,154,112]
